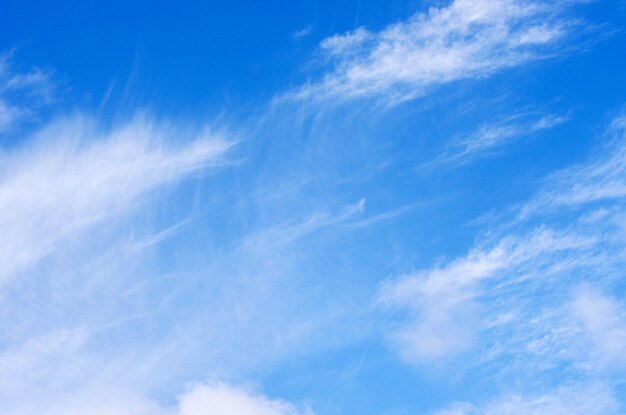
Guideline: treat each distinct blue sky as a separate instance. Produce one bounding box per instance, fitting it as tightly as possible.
[1,1,626,414]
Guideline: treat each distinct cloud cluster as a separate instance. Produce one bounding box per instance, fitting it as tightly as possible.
[0,108,335,415]
[0,88,356,414]
[380,114,626,408]
[378,227,594,363]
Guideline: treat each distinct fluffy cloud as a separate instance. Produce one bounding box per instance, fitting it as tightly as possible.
[571,286,626,369]
[173,383,313,415]
[13,383,313,415]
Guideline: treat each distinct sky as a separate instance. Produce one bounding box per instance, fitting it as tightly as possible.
[1,0,626,414]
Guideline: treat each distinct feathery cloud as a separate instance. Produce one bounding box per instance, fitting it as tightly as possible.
[0,115,231,283]
[294,0,581,104]
[434,113,568,164]
[522,114,626,214]
[0,52,54,133]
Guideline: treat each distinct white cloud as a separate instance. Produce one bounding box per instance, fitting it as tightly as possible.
[435,113,568,163]
[0,115,231,283]
[294,0,579,104]
[378,228,593,362]
[173,383,313,415]
[522,114,626,214]
[0,52,53,132]
[293,25,313,40]
[433,403,476,415]
[435,384,619,415]
[10,383,313,415]
[571,286,626,368]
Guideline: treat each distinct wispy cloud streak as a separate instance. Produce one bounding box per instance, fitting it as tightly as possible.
[0,52,54,133]
[0,116,231,282]
[293,0,582,104]
[434,384,619,415]
[432,113,568,164]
